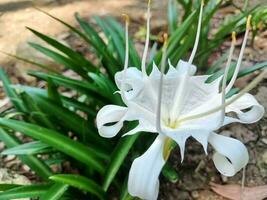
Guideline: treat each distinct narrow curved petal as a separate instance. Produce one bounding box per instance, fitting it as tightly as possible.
[208,132,249,177]
[128,135,166,200]
[225,93,264,125]
[115,67,144,100]
[96,105,127,138]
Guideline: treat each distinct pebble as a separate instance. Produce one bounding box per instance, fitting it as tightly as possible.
[262,151,267,164]
[191,191,199,199]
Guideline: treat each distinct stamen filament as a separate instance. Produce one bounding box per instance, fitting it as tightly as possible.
[141,0,152,76]
[219,32,236,126]
[226,15,251,92]
[178,69,267,123]
[121,14,130,105]
[169,0,204,123]
[188,0,204,65]
[156,33,168,133]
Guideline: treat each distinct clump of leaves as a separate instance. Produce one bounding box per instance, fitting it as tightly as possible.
[0,0,266,199]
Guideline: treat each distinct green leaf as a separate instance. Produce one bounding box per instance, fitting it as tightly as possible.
[50,174,106,200]
[75,13,119,77]
[47,78,62,105]
[2,141,51,155]
[0,184,20,191]
[11,85,97,117]
[20,92,56,129]
[94,16,124,64]
[162,162,180,183]
[168,0,178,34]
[21,92,109,151]
[206,61,267,83]
[0,118,105,174]
[0,128,52,179]
[103,133,139,191]
[28,71,108,103]
[105,17,141,67]
[206,51,229,74]
[40,183,69,200]
[28,42,89,79]
[0,67,26,112]
[0,51,59,73]
[27,27,96,72]
[0,184,51,200]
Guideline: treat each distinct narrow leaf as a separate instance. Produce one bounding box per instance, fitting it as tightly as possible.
[50,174,106,200]
[0,118,105,173]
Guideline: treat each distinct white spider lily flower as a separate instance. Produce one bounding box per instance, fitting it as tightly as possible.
[96,2,265,200]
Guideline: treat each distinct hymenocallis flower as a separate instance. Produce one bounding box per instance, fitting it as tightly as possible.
[96,1,265,199]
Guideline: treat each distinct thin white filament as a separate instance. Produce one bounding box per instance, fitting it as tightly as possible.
[188,0,204,65]
[226,15,251,93]
[178,69,267,123]
[141,0,151,76]
[169,0,204,123]
[219,32,236,126]
[121,15,130,105]
[241,166,246,200]
[156,35,168,133]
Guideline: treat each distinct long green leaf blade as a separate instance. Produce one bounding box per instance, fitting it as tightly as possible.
[50,174,106,200]
[0,184,51,200]
[0,129,52,179]
[0,118,105,173]
[40,183,68,200]
[103,134,139,191]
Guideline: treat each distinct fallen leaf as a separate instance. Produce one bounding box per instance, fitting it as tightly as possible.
[210,182,267,200]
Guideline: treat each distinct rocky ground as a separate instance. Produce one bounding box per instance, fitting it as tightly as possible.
[0,0,267,200]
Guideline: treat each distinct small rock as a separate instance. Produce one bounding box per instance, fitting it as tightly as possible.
[0,168,31,200]
[4,155,15,162]
[262,151,267,165]
[261,138,267,145]
[256,87,267,117]
[221,175,228,183]
[191,190,199,199]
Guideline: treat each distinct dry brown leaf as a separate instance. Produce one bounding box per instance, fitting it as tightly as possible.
[210,182,267,200]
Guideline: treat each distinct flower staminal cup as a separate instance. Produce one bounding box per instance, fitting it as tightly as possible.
[96,1,266,199]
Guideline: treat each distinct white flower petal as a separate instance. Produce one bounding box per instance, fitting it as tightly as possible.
[115,67,144,100]
[191,130,211,154]
[208,132,249,177]
[178,76,222,117]
[166,59,177,75]
[150,62,161,77]
[96,105,127,138]
[171,132,190,162]
[164,129,211,160]
[176,60,197,75]
[225,93,264,124]
[128,135,166,200]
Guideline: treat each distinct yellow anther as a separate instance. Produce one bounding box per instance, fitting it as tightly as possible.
[122,14,130,24]
[163,33,168,47]
[246,15,252,30]
[232,31,236,43]
[201,0,205,6]
[148,0,151,6]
